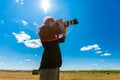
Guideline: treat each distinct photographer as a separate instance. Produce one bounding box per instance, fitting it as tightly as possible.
[38,16,68,80]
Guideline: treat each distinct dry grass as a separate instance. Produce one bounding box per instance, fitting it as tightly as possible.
[60,71,120,80]
[0,71,39,80]
[0,70,120,80]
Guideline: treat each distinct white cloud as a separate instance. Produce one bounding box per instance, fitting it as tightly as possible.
[33,21,39,27]
[24,39,42,48]
[95,51,102,54]
[12,31,42,48]
[80,44,101,51]
[101,53,111,56]
[15,0,19,3]
[12,31,31,43]
[21,20,28,26]
[21,0,24,5]
[24,59,31,62]
[15,0,24,5]
[80,44,112,57]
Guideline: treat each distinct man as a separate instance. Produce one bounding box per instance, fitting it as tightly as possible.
[38,16,68,80]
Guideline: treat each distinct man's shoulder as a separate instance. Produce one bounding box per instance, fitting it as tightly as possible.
[40,25,44,29]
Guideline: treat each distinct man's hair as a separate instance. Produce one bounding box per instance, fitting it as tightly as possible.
[43,16,54,26]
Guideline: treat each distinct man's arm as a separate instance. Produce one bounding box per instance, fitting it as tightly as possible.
[51,19,68,42]
[56,19,68,43]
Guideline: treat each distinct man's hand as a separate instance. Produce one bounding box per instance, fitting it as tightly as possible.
[56,19,63,24]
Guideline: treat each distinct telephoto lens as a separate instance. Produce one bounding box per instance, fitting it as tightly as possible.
[63,19,78,27]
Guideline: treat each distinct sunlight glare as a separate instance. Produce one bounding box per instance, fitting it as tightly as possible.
[41,0,51,13]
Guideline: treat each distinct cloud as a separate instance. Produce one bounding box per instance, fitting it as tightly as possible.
[80,44,101,51]
[12,31,31,43]
[12,31,42,48]
[95,51,102,54]
[21,20,28,26]
[24,39,42,48]
[15,0,24,5]
[80,44,112,57]
[33,21,39,27]
[101,52,111,56]
[15,0,19,3]
[24,59,31,62]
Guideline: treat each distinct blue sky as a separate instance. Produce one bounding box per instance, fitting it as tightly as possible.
[0,0,120,70]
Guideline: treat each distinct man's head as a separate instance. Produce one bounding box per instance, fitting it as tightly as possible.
[43,16,55,26]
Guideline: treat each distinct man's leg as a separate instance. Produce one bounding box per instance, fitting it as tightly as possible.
[40,67,59,80]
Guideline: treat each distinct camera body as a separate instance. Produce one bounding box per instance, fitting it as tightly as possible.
[63,19,78,27]
[32,69,39,75]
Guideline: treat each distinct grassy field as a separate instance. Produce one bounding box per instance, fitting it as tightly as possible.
[0,70,120,80]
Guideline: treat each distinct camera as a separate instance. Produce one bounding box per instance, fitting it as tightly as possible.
[32,69,39,75]
[64,19,78,27]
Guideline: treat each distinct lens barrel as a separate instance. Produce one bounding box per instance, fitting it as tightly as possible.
[64,19,78,27]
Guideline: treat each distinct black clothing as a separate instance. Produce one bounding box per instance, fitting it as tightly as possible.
[40,39,64,69]
[38,25,65,69]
